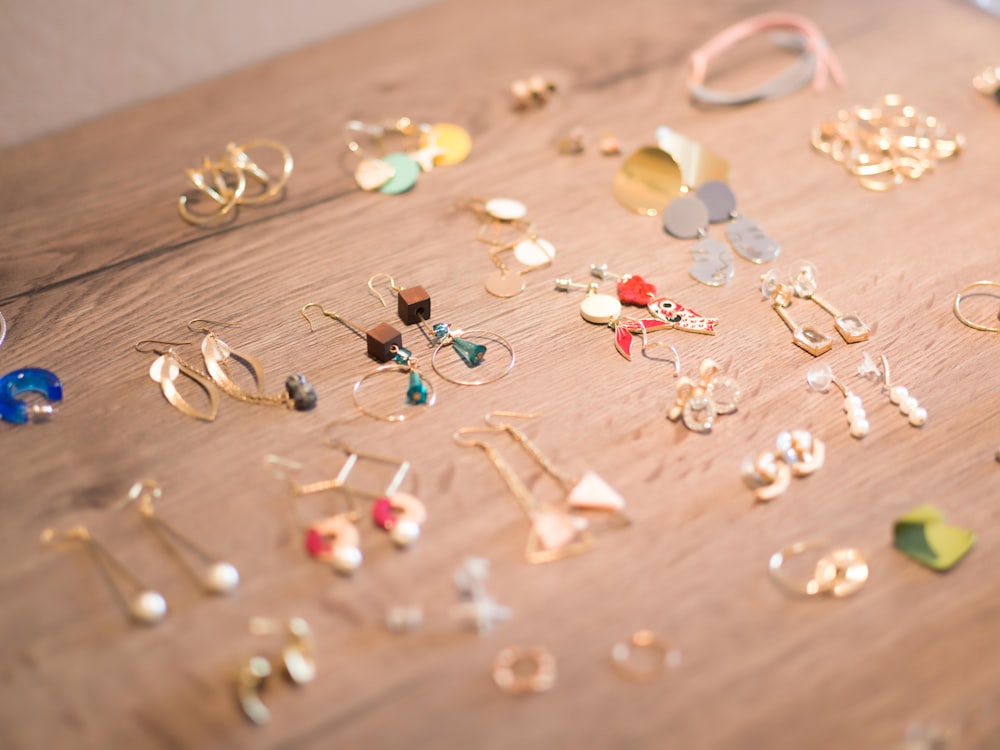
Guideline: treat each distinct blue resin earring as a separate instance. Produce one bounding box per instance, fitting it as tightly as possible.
[0,368,62,424]
[367,273,516,386]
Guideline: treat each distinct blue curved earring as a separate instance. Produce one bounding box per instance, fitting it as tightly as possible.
[0,368,62,424]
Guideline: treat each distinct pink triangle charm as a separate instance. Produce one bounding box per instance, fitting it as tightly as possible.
[532,511,581,551]
[566,471,625,510]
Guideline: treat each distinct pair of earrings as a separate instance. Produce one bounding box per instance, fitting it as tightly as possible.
[237,617,316,725]
[459,197,556,298]
[347,117,471,193]
[266,441,426,575]
[556,263,718,359]
[762,263,870,356]
[807,352,926,438]
[663,180,780,286]
[455,412,629,563]
[178,139,293,226]
[658,351,741,433]
[41,481,240,625]
[137,319,317,421]
[742,430,825,502]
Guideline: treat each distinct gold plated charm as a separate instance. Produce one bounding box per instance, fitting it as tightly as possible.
[769,541,869,598]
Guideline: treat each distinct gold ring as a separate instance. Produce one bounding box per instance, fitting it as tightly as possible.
[954,280,1000,333]
[768,541,868,597]
[610,630,678,682]
[493,646,556,695]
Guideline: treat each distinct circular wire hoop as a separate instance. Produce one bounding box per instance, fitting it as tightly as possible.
[610,630,677,683]
[352,364,436,423]
[953,280,1000,333]
[431,329,516,386]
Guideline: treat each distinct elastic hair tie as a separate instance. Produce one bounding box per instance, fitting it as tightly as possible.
[687,13,846,107]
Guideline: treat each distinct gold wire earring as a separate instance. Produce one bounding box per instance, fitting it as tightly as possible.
[40,525,168,625]
[455,412,628,564]
[117,480,240,595]
[188,319,317,411]
[456,197,557,298]
[135,339,219,421]
[953,280,1000,333]
[178,139,293,226]
[238,616,316,725]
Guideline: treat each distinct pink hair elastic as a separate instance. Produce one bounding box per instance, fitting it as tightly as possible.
[687,13,846,107]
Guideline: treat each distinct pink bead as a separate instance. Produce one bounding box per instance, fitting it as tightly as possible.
[304,528,332,558]
[372,497,398,530]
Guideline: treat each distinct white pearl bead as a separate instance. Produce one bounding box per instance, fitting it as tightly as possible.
[844,394,863,410]
[204,561,240,595]
[909,407,927,427]
[389,519,421,548]
[850,418,869,438]
[889,385,908,404]
[332,545,362,574]
[130,590,167,624]
[899,396,918,416]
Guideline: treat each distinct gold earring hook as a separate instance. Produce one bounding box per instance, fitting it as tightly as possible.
[367,273,400,307]
[134,339,191,354]
[300,303,334,333]
[954,280,1000,333]
[452,424,507,448]
[113,479,163,513]
[187,318,241,334]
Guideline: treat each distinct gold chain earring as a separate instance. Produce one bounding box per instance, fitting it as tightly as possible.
[116,480,240,595]
[41,525,168,625]
[135,339,219,421]
[455,412,628,563]
[189,319,317,411]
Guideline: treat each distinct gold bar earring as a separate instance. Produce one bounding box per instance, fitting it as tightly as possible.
[41,525,168,625]
[117,480,240,595]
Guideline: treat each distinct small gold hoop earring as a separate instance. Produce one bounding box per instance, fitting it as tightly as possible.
[177,159,247,226]
[430,328,516,386]
[353,360,437,423]
[954,280,1000,333]
[225,139,294,206]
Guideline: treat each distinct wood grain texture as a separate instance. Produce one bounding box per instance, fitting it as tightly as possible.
[2,0,999,748]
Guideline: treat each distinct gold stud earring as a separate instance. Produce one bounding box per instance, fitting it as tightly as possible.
[41,525,168,625]
[135,339,219,421]
[117,480,240,595]
[237,616,316,725]
[188,319,317,411]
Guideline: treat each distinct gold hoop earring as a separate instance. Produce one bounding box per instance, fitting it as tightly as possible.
[954,280,1000,332]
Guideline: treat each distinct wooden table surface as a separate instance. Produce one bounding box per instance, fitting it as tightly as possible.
[2,0,999,747]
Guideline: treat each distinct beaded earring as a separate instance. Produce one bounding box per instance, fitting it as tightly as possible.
[857,352,927,427]
[806,363,869,439]
[367,273,515,386]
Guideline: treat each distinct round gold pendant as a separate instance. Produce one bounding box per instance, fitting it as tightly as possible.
[612,146,684,216]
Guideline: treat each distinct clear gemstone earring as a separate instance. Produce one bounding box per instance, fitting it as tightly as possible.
[807,362,869,438]
[857,352,927,427]
[761,270,832,356]
[663,352,742,434]
[790,263,871,344]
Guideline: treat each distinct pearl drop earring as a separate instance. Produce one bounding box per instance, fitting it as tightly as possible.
[857,352,927,427]
[806,362,869,439]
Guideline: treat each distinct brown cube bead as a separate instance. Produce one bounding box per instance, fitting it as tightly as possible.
[398,285,431,326]
[366,322,403,362]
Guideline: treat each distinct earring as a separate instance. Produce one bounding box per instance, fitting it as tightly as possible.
[326,439,427,548]
[368,273,516,385]
[189,319,317,411]
[857,352,927,427]
[451,557,512,633]
[664,354,741,434]
[694,181,780,263]
[760,271,832,356]
[662,190,735,287]
[455,412,628,563]
[789,263,871,344]
[458,197,556,298]
[238,616,316,725]
[345,118,470,193]
[806,362,869,439]
[742,430,825,502]
[264,455,363,574]
[117,480,239,595]
[135,339,219,421]
[510,75,557,109]
[0,367,62,424]
[178,140,292,226]
[953,279,1000,332]
[40,525,168,625]
[555,275,717,360]
[768,541,868,598]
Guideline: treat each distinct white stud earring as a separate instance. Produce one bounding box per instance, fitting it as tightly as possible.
[806,362,868,438]
[857,352,927,427]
